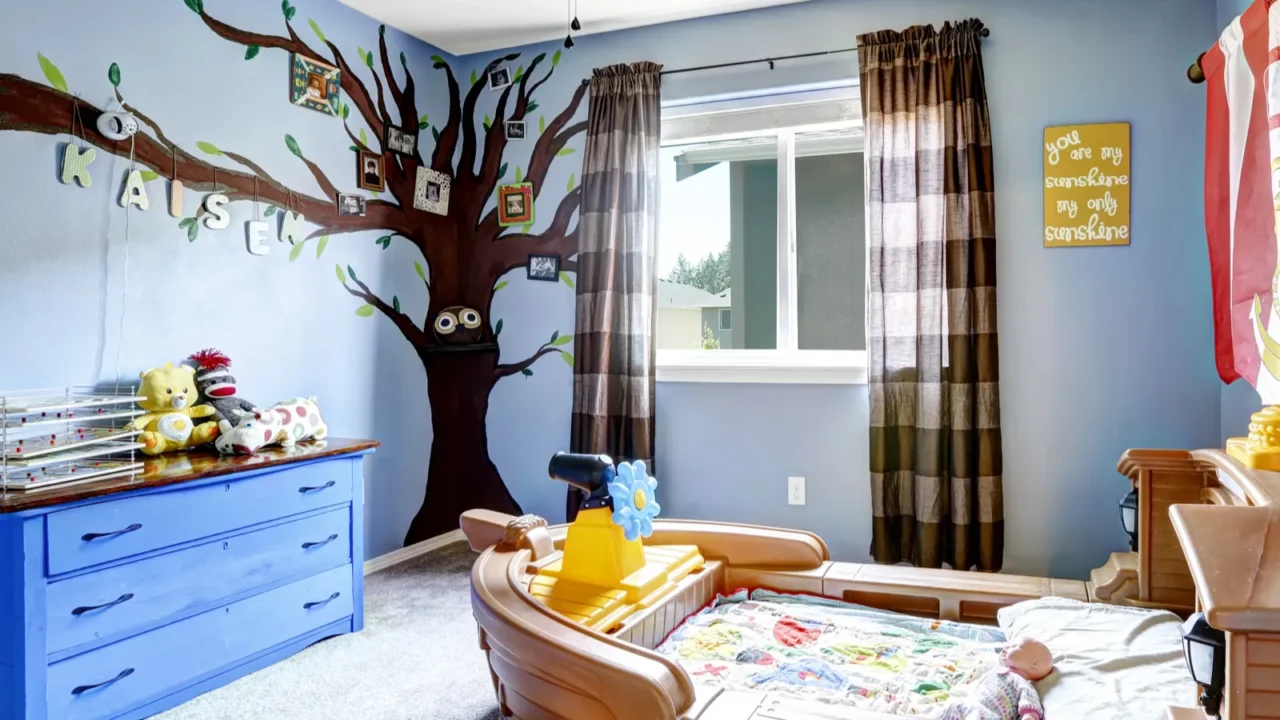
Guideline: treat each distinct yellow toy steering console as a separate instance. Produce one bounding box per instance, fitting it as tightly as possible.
[532,452,703,632]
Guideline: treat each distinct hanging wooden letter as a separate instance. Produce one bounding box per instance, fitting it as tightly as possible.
[60,145,96,187]
[279,210,306,245]
[246,220,271,256]
[203,194,230,229]
[170,179,184,217]
[119,170,149,210]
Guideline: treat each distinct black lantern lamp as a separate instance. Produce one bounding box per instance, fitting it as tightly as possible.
[1119,488,1139,551]
[1182,612,1226,717]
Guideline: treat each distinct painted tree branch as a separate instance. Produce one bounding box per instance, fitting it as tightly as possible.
[113,89,176,152]
[297,153,339,205]
[495,344,566,378]
[194,8,384,141]
[221,150,281,188]
[342,275,431,348]
[460,56,511,181]
[344,120,369,151]
[431,59,462,173]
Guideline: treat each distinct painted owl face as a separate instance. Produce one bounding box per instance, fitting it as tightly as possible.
[433,306,484,344]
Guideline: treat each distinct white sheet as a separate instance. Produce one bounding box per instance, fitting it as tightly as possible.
[997,597,1196,720]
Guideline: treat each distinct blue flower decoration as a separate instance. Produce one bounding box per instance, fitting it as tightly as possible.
[608,460,660,541]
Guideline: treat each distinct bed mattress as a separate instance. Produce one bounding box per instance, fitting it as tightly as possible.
[655,590,1007,717]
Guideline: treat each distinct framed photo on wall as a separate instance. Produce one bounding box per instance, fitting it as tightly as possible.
[497,182,534,227]
[357,150,385,192]
[527,253,560,282]
[290,55,342,116]
[414,167,451,215]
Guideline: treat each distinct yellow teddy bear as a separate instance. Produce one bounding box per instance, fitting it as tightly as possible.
[132,363,220,455]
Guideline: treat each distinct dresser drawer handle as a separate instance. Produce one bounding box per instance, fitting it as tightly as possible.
[298,481,336,494]
[72,668,134,695]
[72,593,135,616]
[81,523,143,542]
[303,591,340,610]
[301,534,340,550]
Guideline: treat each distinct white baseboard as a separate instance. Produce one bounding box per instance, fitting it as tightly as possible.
[363,529,466,576]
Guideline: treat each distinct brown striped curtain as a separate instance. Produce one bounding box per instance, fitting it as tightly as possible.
[566,62,662,522]
[860,20,1003,571]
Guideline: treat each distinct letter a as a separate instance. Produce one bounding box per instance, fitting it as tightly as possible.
[119,169,149,210]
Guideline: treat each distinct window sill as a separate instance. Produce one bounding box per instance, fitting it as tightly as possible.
[656,350,867,385]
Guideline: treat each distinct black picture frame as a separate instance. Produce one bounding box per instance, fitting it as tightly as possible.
[336,193,367,216]
[384,125,417,157]
[527,253,560,281]
[504,120,526,140]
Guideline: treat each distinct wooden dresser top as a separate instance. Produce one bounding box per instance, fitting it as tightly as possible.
[0,438,378,513]
[1172,503,1280,632]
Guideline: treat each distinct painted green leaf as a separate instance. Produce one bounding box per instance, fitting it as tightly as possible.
[551,332,573,346]
[244,46,260,61]
[280,1,291,19]
[514,65,524,81]
[550,330,560,344]
[370,190,380,199]
[498,163,508,180]
[414,261,427,281]
[375,235,391,249]
[178,217,196,230]
[521,222,533,234]
[264,205,278,217]
[430,54,444,64]
[393,295,401,313]
[559,272,575,289]
[514,166,523,183]
[347,265,358,282]
[349,145,360,153]
[494,280,509,292]
[288,241,305,262]
[419,113,429,124]
[418,119,428,130]
[186,222,199,243]
[400,51,407,67]
[556,147,576,157]
[526,100,539,113]
[196,141,222,156]
[342,103,350,120]
[359,47,373,68]
[335,264,347,284]
[285,134,301,157]
[283,1,296,21]
[355,304,375,317]
[539,116,546,134]
[560,352,574,367]
[139,170,159,182]
[108,62,121,87]
[521,368,533,377]
[567,173,576,192]
[470,69,478,86]
[431,126,440,143]
[183,0,203,14]
[359,128,368,146]
[316,235,329,258]
[379,24,386,36]
[37,53,68,93]
[309,18,326,44]
[483,114,492,132]
[494,318,504,337]
[552,49,562,67]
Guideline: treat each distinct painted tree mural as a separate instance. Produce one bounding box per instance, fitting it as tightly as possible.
[0,1,587,543]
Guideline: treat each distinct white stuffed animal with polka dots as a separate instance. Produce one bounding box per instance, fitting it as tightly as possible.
[214,397,328,455]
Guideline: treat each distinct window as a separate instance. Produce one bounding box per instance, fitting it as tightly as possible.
[656,84,867,384]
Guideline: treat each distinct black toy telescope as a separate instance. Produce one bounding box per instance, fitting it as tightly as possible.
[548,452,616,510]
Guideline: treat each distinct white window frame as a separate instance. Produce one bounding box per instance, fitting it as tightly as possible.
[656,84,867,385]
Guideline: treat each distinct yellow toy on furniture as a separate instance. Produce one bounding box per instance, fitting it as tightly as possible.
[530,453,703,632]
[132,363,219,455]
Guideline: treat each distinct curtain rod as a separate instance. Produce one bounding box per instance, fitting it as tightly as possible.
[660,26,991,77]
[1190,0,1278,84]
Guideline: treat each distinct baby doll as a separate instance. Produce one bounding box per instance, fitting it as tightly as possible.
[939,637,1052,720]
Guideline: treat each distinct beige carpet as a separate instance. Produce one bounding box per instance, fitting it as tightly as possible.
[156,541,500,720]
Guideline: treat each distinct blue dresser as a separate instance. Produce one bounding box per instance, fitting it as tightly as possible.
[0,438,377,720]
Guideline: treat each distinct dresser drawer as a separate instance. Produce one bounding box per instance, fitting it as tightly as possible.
[46,564,353,720]
[46,460,352,575]
[46,507,351,656]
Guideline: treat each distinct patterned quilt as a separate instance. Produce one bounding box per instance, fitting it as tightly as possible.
[654,590,1007,717]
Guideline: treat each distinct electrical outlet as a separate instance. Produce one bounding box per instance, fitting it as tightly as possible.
[788,476,806,506]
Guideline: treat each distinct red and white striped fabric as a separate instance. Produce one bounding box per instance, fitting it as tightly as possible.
[1203,0,1279,398]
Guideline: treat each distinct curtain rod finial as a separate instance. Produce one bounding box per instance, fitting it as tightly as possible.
[1188,52,1206,84]
[980,27,990,37]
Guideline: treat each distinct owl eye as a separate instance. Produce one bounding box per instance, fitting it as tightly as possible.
[460,308,482,329]
[434,312,459,335]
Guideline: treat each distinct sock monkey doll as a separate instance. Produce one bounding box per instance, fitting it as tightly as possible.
[189,349,259,423]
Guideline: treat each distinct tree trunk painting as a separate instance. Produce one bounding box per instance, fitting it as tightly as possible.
[0,1,587,543]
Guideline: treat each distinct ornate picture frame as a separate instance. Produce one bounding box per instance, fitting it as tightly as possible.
[290,54,341,116]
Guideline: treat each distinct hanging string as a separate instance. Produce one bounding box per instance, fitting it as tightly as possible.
[69,97,86,143]
[254,176,260,219]
[112,134,137,389]
[172,145,177,182]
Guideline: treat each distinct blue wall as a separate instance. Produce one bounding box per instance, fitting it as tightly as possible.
[467,0,1223,579]
[0,0,461,559]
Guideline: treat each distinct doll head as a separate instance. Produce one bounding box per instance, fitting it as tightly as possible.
[998,637,1053,681]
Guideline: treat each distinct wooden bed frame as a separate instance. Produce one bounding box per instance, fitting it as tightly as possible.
[461,448,1272,720]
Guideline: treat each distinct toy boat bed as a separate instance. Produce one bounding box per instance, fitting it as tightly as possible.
[462,449,1267,719]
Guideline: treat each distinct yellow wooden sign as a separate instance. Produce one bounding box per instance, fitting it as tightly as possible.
[1043,122,1130,247]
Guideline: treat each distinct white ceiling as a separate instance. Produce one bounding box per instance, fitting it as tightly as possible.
[341,0,810,56]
